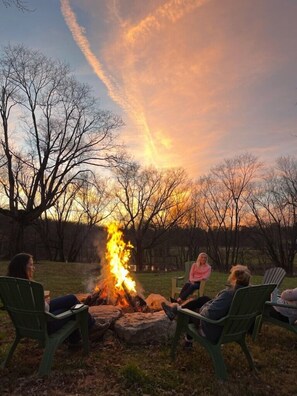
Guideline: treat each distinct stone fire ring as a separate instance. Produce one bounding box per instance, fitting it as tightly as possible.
[81,294,177,345]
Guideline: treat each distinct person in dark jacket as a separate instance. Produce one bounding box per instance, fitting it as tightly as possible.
[7,252,109,344]
[162,264,251,346]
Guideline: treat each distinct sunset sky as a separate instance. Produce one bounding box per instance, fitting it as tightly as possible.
[1,0,297,177]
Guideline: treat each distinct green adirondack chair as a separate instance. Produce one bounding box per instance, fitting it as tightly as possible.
[252,267,286,339]
[262,267,286,286]
[0,276,89,376]
[171,261,206,299]
[254,300,297,337]
[171,283,276,380]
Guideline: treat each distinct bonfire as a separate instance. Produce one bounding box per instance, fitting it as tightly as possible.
[84,224,146,311]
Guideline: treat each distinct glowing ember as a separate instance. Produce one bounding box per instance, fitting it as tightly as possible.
[95,224,137,306]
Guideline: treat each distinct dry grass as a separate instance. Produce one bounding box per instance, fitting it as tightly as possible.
[0,261,296,395]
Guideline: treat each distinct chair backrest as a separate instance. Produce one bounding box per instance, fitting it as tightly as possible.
[0,276,47,340]
[220,284,277,344]
[184,261,193,280]
[262,267,286,288]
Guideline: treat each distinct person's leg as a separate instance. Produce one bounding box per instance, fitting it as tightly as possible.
[182,296,211,344]
[269,307,289,322]
[178,282,191,300]
[49,294,79,312]
[48,295,80,343]
[49,294,95,344]
[182,296,211,311]
[50,294,95,327]
[179,282,200,301]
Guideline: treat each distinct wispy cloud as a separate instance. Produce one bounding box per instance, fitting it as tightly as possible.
[61,0,127,112]
[60,0,159,163]
[60,0,297,176]
[60,0,211,169]
[125,0,211,45]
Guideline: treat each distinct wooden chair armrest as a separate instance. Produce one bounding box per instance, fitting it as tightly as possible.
[178,307,227,325]
[265,301,297,310]
[173,275,185,281]
[46,305,88,321]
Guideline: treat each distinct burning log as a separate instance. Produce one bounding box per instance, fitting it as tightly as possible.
[84,289,107,306]
[122,281,147,312]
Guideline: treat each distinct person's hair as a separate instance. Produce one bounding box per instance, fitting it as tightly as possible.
[195,252,208,267]
[7,253,33,280]
[228,264,251,287]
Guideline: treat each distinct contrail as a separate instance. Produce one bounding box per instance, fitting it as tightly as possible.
[60,0,210,166]
[125,0,211,45]
[60,0,158,163]
[61,0,128,112]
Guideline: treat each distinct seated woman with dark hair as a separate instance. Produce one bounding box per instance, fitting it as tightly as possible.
[7,253,108,345]
[162,264,251,347]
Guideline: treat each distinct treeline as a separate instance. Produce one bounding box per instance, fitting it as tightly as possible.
[0,45,296,274]
[0,152,296,275]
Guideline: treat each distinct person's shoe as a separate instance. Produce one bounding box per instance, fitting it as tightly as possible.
[170,297,178,303]
[161,302,177,321]
[89,321,110,342]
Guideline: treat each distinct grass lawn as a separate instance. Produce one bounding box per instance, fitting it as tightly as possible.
[0,260,296,396]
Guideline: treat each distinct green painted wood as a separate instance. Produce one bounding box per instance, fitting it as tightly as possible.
[263,267,286,287]
[171,261,205,298]
[258,301,297,336]
[253,267,287,339]
[171,284,276,380]
[0,276,89,376]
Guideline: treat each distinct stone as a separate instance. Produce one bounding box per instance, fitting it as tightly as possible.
[88,305,123,325]
[145,293,170,311]
[114,310,176,344]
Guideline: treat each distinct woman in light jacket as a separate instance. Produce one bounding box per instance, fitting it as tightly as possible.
[270,288,297,324]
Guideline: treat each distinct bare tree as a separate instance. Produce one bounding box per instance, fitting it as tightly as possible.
[38,173,115,262]
[248,156,297,274]
[0,44,123,254]
[112,163,191,270]
[35,178,84,262]
[176,181,206,264]
[1,0,32,12]
[197,153,261,270]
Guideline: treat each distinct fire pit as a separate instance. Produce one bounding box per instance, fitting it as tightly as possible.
[79,224,176,344]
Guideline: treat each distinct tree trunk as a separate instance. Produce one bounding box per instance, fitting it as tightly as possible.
[8,219,26,256]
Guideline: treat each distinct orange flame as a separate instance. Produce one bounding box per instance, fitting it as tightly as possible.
[106,223,136,293]
[95,224,136,306]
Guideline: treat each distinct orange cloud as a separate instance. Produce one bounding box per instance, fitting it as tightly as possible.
[61,0,297,176]
[61,0,160,165]
[125,0,211,46]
